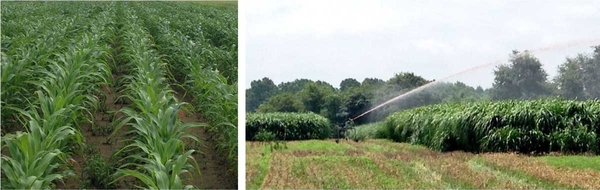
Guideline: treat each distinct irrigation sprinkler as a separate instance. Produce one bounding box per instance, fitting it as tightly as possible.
[336,119,355,143]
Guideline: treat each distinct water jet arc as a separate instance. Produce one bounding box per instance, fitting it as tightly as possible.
[351,38,600,121]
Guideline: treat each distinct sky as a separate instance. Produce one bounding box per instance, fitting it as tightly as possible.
[246,0,600,89]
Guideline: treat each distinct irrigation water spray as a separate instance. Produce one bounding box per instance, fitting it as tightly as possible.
[351,38,600,121]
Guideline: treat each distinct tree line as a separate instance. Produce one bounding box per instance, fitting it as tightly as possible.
[247,46,600,126]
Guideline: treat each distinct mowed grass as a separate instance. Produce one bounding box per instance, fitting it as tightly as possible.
[246,139,600,189]
[194,1,237,8]
[537,156,600,171]
[246,144,273,189]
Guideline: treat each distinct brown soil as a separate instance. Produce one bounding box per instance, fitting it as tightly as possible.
[57,73,137,189]
[291,150,330,157]
[57,73,238,189]
[173,87,237,189]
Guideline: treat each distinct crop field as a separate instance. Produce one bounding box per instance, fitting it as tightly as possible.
[1,1,237,189]
[246,112,332,141]
[196,1,238,8]
[381,98,600,154]
[246,98,600,189]
[247,140,600,189]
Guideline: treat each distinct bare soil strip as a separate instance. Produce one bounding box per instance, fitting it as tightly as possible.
[173,88,237,189]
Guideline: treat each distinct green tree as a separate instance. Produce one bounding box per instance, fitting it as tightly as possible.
[342,91,371,124]
[299,83,330,113]
[491,51,550,100]
[340,78,360,91]
[368,73,432,121]
[362,78,385,87]
[475,86,484,93]
[386,72,429,91]
[428,82,485,103]
[246,77,278,112]
[490,65,520,100]
[582,47,600,99]
[320,94,344,124]
[315,80,336,92]
[256,93,304,113]
[360,78,385,96]
[554,46,600,100]
[278,79,313,94]
[555,55,586,99]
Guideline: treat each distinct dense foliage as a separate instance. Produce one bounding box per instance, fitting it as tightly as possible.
[247,47,600,129]
[134,2,238,172]
[247,75,489,126]
[1,2,111,188]
[491,51,551,100]
[246,112,333,141]
[110,5,202,188]
[346,122,385,142]
[555,47,600,100]
[381,98,600,154]
[1,1,237,188]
